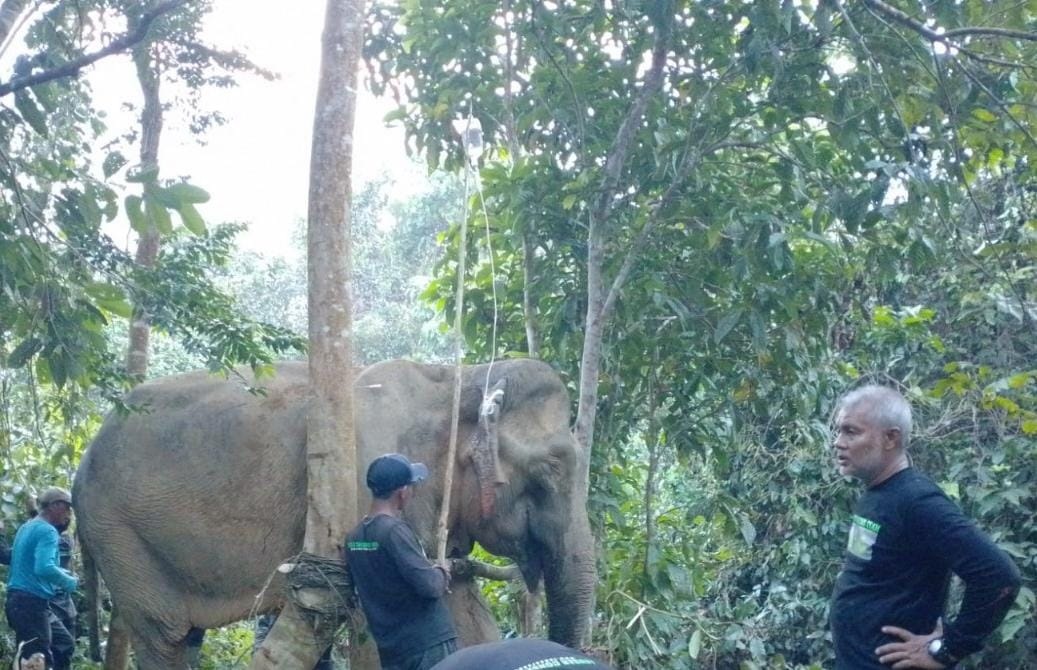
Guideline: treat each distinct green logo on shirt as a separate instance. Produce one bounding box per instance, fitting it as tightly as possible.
[515,658,597,670]
[348,541,379,552]
[847,514,880,560]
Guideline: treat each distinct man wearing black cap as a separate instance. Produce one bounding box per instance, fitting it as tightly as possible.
[346,453,458,670]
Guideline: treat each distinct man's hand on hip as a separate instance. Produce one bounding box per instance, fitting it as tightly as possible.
[875,621,945,669]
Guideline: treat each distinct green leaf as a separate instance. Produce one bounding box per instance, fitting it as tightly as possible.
[739,515,756,545]
[165,182,211,205]
[1006,371,1035,390]
[715,308,743,344]
[7,337,41,367]
[145,195,173,235]
[47,354,68,389]
[95,297,133,319]
[688,629,703,659]
[84,282,133,318]
[872,306,895,327]
[14,90,48,136]
[126,165,160,183]
[103,151,128,179]
[177,203,206,235]
[971,108,997,123]
[383,107,408,123]
[125,195,147,233]
[84,281,124,302]
[149,185,181,209]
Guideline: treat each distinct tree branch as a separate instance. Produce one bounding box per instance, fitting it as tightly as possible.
[450,558,522,582]
[943,26,1037,42]
[597,63,741,325]
[599,131,753,322]
[949,57,1037,151]
[0,0,187,98]
[0,0,30,54]
[838,1,916,160]
[591,17,671,224]
[530,3,586,154]
[599,146,702,323]
[862,0,1037,44]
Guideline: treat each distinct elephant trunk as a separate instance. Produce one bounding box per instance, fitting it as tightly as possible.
[469,385,507,519]
[543,499,596,649]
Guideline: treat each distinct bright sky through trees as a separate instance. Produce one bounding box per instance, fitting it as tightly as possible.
[86,0,409,258]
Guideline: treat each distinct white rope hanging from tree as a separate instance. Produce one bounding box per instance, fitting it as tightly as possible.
[436,109,502,563]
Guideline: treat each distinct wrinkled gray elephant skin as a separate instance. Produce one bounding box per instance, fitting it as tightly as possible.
[73,359,595,669]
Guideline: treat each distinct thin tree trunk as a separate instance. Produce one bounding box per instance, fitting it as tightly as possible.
[521,231,539,359]
[573,13,671,483]
[573,211,604,481]
[125,38,163,378]
[641,358,660,600]
[0,0,29,50]
[105,26,164,670]
[250,0,362,666]
[500,0,540,361]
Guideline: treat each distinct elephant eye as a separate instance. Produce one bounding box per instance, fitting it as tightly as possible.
[526,457,565,500]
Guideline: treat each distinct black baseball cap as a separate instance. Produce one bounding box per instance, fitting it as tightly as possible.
[366,453,429,497]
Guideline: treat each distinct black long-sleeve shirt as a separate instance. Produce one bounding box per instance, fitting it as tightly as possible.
[345,513,457,665]
[831,468,1021,668]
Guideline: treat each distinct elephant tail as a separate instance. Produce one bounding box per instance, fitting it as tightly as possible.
[81,540,102,662]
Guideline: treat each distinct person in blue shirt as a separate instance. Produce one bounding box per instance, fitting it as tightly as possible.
[5,487,79,670]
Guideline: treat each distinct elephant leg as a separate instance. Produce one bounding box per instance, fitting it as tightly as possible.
[130,628,188,670]
[103,609,132,670]
[445,576,500,647]
[96,532,192,669]
[185,627,205,668]
[519,587,543,636]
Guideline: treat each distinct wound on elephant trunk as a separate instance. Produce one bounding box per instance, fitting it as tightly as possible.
[466,380,508,519]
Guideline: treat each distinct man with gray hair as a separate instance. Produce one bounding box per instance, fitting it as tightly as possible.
[829,385,1020,669]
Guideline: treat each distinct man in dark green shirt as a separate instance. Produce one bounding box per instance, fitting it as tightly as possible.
[346,453,458,670]
[829,385,1020,669]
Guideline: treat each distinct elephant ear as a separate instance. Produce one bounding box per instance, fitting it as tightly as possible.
[466,377,507,519]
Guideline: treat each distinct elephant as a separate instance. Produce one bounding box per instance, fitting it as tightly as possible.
[72,359,596,668]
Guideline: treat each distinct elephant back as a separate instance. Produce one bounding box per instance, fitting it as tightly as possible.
[73,362,312,624]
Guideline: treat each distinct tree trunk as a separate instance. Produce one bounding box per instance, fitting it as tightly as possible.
[125,37,163,378]
[0,0,29,50]
[250,0,363,666]
[104,26,165,670]
[573,13,671,485]
[573,212,605,480]
[641,359,660,600]
[521,231,539,359]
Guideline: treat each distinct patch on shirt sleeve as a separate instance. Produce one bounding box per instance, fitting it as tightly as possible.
[846,514,881,560]
[348,541,379,551]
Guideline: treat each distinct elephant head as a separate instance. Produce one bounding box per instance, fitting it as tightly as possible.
[353,359,595,648]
